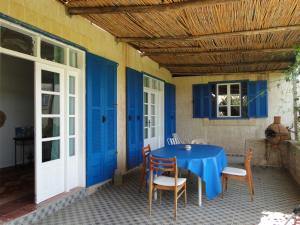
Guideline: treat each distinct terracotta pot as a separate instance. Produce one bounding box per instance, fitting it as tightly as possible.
[265,116,290,145]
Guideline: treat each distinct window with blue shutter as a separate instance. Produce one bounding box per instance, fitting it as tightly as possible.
[192,80,268,119]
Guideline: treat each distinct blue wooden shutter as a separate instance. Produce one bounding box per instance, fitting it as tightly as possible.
[86,52,117,186]
[193,84,210,118]
[248,80,268,118]
[164,83,176,145]
[102,61,118,181]
[126,68,143,169]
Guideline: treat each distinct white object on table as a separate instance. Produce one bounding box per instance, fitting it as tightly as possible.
[198,177,202,206]
[184,144,192,151]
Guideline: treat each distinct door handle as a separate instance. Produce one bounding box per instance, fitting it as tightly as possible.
[102,116,106,123]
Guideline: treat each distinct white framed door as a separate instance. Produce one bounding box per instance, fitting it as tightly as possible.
[66,70,79,190]
[143,76,163,149]
[35,63,65,203]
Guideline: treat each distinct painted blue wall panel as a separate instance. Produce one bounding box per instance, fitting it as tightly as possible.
[126,68,144,170]
[86,52,117,187]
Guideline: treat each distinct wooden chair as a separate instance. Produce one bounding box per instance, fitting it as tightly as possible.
[139,144,151,192]
[172,133,183,144]
[222,149,254,201]
[191,138,208,144]
[167,137,177,145]
[149,156,187,220]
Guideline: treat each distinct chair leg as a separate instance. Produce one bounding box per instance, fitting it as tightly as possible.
[184,183,187,207]
[221,174,225,198]
[225,177,228,191]
[140,167,145,192]
[250,175,254,195]
[174,190,177,220]
[149,185,153,216]
[159,190,162,204]
[247,177,253,202]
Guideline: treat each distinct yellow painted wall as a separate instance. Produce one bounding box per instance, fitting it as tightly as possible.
[0,0,173,173]
[174,72,294,157]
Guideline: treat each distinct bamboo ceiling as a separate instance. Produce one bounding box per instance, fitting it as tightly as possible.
[59,0,300,77]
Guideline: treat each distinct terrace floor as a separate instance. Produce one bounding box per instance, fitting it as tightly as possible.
[35,166,300,225]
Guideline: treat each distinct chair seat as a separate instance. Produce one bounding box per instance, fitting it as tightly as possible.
[154,175,186,187]
[222,167,247,176]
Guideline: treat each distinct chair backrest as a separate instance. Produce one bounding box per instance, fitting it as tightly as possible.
[167,138,177,145]
[172,133,183,144]
[142,144,151,167]
[191,138,207,144]
[149,156,178,183]
[244,149,253,177]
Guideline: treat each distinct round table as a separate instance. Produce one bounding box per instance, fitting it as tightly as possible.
[151,144,228,206]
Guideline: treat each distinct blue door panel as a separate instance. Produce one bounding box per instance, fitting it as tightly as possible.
[165,83,176,145]
[86,52,117,187]
[126,67,144,169]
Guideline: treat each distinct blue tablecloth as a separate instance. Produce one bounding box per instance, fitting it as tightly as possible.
[151,144,228,200]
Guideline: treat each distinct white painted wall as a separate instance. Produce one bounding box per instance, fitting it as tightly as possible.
[0,54,34,168]
[174,72,294,156]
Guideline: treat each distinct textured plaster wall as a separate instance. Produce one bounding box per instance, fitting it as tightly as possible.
[0,0,173,173]
[174,72,294,156]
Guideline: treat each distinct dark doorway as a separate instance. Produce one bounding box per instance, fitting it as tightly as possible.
[0,54,35,222]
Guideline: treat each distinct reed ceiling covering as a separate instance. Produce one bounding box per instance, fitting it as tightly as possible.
[59,0,300,76]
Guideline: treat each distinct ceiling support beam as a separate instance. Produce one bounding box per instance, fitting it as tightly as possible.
[172,70,284,77]
[141,46,296,55]
[142,48,294,57]
[116,25,300,43]
[162,60,293,68]
[68,0,240,15]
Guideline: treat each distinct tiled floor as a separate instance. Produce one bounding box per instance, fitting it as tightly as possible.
[35,166,300,225]
[0,165,35,223]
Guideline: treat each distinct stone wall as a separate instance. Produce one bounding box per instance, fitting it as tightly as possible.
[245,138,300,186]
[175,73,294,158]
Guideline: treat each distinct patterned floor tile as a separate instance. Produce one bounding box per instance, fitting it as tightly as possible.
[34,166,300,225]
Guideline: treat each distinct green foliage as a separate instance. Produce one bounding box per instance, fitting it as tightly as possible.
[285,46,300,81]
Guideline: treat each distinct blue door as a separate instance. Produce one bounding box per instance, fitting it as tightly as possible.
[126,67,143,169]
[165,83,176,145]
[86,53,117,186]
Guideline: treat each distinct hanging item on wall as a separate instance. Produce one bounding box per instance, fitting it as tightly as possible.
[0,111,6,128]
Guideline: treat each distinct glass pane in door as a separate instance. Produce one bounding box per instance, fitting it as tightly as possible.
[42,94,60,114]
[42,140,60,162]
[42,118,60,138]
[42,71,60,92]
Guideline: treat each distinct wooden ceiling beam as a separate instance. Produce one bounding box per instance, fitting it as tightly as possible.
[142,48,294,57]
[163,60,293,68]
[117,25,300,43]
[140,46,297,54]
[67,0,240,15]
[172,70,284,77]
